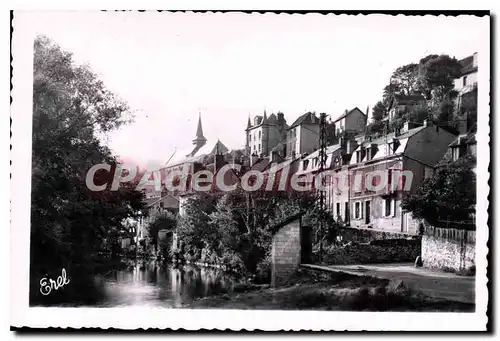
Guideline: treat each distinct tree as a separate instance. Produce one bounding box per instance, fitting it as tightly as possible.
[366,120,385,135]
[401,156,476,228]
[371,101,388,121]
[391,63,419,96]
[147,211,178,256]
[417,54,462,100]
[30,36,145,304]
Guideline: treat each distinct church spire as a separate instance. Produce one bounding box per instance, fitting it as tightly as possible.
[196,112,205,139]
[193,112,207,147]
[247,115,251,129]
[262,110,268,124]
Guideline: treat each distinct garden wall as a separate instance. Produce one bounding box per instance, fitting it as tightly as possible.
[421,226,476,271]
[322,238,421,265]
[337,226,416,244]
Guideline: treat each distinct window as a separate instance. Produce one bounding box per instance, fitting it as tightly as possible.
[258,131,261,139]
[258,144,261,152]
[356,151,361,163]
[452,146,465,161]
[354,202,360,219]
[463,76,468,87]
[303,159,309,170]
[384,199,391,217]
[336,203,341,217]
[160,202,164,209]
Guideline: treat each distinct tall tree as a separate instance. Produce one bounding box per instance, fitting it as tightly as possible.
[371,101,388,121]
[391,63,419,96]
[417,54,462,100]
[401,156,476,228]
[31,36,145,304]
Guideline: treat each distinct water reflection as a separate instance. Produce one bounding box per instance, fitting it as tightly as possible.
[94,261,237,307]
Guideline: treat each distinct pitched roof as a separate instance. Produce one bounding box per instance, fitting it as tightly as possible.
[393,94,426,105]
[459,54,478,76]
[332,107,366,123]
[289,112,319,129]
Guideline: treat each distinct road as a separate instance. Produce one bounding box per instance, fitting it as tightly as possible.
[301,263,475,304]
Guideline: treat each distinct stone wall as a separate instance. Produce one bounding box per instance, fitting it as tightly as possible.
[338,226,415,244]
[421,226,476,271]
[323,238,421,265]
[271,218,302,287]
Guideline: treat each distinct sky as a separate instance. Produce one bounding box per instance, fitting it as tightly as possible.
[27,12,486,169]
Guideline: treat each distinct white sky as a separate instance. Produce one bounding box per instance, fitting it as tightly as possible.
[28,12,485,169]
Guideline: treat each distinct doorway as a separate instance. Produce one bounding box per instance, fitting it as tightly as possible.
[365,201,371,224]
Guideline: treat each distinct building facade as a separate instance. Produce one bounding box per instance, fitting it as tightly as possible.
[332,107,367,137]
[286,112,320,159]
[346,121,456,234]
[245,111,287,157]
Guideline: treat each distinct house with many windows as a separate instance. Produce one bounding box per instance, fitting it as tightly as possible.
[346,121,456,234]
[245,111,287,157]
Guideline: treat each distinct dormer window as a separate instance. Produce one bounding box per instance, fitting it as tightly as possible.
[389,139,400,154]
[356,150,361,163]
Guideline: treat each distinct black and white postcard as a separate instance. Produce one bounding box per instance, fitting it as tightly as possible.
[10,10,490,331]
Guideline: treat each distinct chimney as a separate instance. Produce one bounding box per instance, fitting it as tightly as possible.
[250,155,259,167]
[277,112,284,124]
[269,150,280,163]
[473,52,478,68]
[346,140,357,154]
[401,122,410,133]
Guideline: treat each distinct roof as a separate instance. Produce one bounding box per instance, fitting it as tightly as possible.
[165,140,229,168]
[250,159,271,172]
[332,107,365,123]
[146,194,180,208]
[393,94,426,105]
[270,211,305,234]
[349,125,427,165]
[449,132,476,147]
[289,112,319,129]
[459,54,478,76]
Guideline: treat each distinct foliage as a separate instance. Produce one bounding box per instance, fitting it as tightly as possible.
[401,156,476,228]
[365,120,386,136]
[147,211,178,251]
[371,101,388,121]
[417,54,462,100]
[30,36,145,304]
[384,63,419,98]
[176,187,321,275]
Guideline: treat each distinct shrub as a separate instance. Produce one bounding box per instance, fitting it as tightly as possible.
[254,255,272,284]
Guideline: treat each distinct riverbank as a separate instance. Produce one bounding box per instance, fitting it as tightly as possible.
[188,269,474,311]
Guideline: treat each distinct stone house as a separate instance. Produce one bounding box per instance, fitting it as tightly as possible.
[454,52,478,97]
[245,111,287,158]
[286,112,320,159]
[331,107,367,138]
[346,121,457,234]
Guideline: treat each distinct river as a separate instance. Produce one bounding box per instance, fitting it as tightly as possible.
[92,261,239,307]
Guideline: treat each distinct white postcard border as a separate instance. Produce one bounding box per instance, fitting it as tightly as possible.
[10,11,490,331]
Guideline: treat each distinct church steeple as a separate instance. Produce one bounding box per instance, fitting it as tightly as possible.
[192,113,207,147]
[247,115,251,129]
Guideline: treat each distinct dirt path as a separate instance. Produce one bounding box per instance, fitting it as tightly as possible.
[187,271,474,311]
[302,263,475,304]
